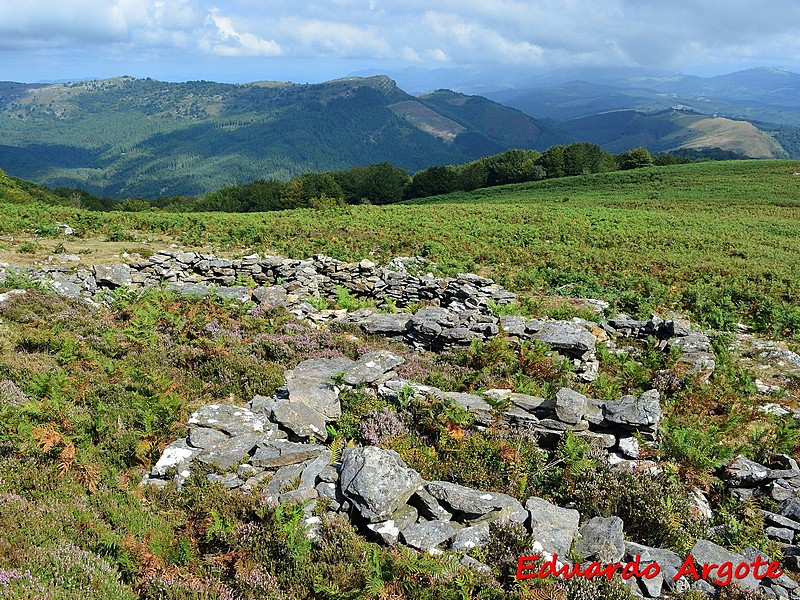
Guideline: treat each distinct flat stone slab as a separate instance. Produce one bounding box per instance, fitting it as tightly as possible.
[555,387,587,425]
[358,313,412,336]
[574,516,625,564]
[195,433,262,470]
[531,321,596,357]
[285,357,354,420]
[343,350,405,385]
[271,399,328,442]
[426,481,527,524]
[400,520,458,552]
[603,389,661,429]
[187,404,265,436]
[250,440,327,468]
[689,540,759,590]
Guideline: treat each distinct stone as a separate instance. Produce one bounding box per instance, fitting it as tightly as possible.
[400,521,458,552]
[187,404,265,436]
[555,387,587,425]
[195,433,262,470]
[285,357,355,421]
[411,488,453,521]
[358,313,412,336]
[766,526,795,544]
[574,516,625,564]
[252,286,288,309]
[726,455,771,486]
[777,498,800,522]
[165,282,211,297]
[451,523,491,551]
[617,436,640,459]
[426,481,527,524]
[300,450,333,490]
[339,447,423,523]
[93,264,132,288]
[188,426,229,449]
[263,463,307,501]
[149,439,199,478]
[638,567,664,598]
[689,540,759,590]
[213,286,251,303]
[271,399,328,442]
[530,321,596,358]
[343,351,405,385]
[250,440,327,468]
[603,390,661,429]
[525,496,580,558]
[367,520,402,546]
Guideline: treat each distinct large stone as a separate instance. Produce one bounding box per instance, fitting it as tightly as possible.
[271,399,328,442]
[451,523,491,551]
[777,498,800,522]
[400,521,458,552]
[555,388,587,425]
[574,516,625,564]
[285,357,354,421]
[433,391,493,425]
[343,351,405,385]
[530,321,596,358]
[195,433,262,470]
[358,313,412,336]
[252,286,288,309]
[263,462,307,502]
[525,496,580,558]
[149,439,199,478]
[426,481,527,524]
[339,447,423,523]
[726,455,771,486]
[689,540,759,590]
[93,264,132,288]
[187,404,265,436]
[187,426,229,449]
[603,389,661,429]
[250,440,327,468]
[411,488,453,521]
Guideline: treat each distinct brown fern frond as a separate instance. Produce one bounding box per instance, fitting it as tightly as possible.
[32,426,64,453]
[79,464,101,494]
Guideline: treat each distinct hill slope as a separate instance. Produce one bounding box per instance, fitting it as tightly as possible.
[0,76,567,199]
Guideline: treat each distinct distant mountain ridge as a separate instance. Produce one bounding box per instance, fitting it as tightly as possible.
[0,75,566,198]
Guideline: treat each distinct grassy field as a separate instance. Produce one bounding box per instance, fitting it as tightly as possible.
[3,160,799,337]
[2,159,800,598]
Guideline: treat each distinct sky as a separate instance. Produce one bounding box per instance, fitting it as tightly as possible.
[3,0,800,88]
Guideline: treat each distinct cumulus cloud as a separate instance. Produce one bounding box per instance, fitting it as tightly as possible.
[2,0,800,78]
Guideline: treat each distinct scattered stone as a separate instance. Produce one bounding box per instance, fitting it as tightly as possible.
[555,387,587,425]
[285,358,354,421]
[574,516,625,564]
[400,521,458,552]
[187,404,265,436]
[343,351,404,385]
[250,440,327,468]
[525,496,580,558]
[271,399,328,442]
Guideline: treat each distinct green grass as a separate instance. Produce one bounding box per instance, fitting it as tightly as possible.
[3,160,799,336]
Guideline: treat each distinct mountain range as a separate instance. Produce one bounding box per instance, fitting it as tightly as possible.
[0,67,798,199]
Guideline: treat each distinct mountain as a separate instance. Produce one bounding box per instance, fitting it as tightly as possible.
[0,76,567,199]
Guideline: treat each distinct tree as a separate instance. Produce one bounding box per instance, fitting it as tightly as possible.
[405,166,460,199]
[619,147,654,170]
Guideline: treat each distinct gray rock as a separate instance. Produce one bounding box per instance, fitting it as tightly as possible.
[165,282,211,297]
[285,357,355,421]
[434,391,493,425]
[411,488,453,521]
[766,526,795,544]
[726,455,771,486]
[555,387,587,425]
[149,439,200,478]
[525,496,580,558]
[531,321,596,358]
[188,427,229,449]
[195,433,262,471]
[343,351,405,385]
[187,404,266,436]
[689,540,759,590]
[339,447,423,523]
[250,440,327,468]
[426,481,527,524]
[499,315,527,336]
[252,286,288,309]
[213,286,251,303]
[300,450,333,490]
[637,567,664,598]
[358,313,412,336]
[603,390,661,429]
[617,437,640,459]
[263,462,307,501]
[367,520,402,546]
[574,516,625,564]
[93,264,132,288]
[400,520,458,552]
[271,399,328,442]
[777,498,800,522]
[207,473,243,489]
[451,522,491,551]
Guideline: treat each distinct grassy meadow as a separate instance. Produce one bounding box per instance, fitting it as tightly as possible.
[3,159,800,337]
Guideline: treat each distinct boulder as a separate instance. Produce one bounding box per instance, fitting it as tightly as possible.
[451,523,491,551]
[271,399,328,442]
[252,286,288,309]
[530,321,596,358]
[603,389,661,430]
[574,516,625,564]
[726,455,771,486]
[93,264,132,288]
[555,388,587,425]
[689,540,759,590]
[339,447,423,523]
[525,496,580,558]
[250,440,327,468]
[195,433,262,470]
[426,481,527,524]
[358,313,412,336]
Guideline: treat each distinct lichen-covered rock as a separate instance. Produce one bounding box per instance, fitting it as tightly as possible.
[602,389,661,430]
[187,404,265,437]
[285,357,354,421]
[270,399,328,442]
[426,481,527,524]
[555,387,587,425]
[343,351,404,385]
[339,447,423,523]
[574,516,625,563]
[525,496,580,558]
[399,520,458,552]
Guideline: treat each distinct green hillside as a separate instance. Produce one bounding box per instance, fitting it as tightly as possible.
[0,76,567,199]
[2,160,799,336]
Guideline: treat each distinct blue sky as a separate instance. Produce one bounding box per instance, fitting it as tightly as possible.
[3,0,800,86]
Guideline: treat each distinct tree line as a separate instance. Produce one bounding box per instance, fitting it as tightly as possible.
[9,143,746,213]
